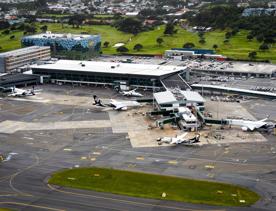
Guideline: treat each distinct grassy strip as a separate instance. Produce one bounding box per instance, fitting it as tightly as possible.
[0,24,275,63]
[49,167,259,207]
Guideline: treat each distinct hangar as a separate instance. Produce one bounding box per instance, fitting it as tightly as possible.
[31,60,187,88]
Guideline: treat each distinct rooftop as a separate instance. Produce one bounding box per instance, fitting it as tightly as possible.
[154,91,177,105]
[23,32,100,41]
[154,90,205,105]
[0,46,50,58]
[180,90,206,103]
[31,60,185,77]
[184,60,276,75]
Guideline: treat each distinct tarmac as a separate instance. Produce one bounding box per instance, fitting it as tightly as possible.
[0,84,276,211]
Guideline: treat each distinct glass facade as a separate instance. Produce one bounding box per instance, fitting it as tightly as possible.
[21,34,101,59]
[32,68,164,87]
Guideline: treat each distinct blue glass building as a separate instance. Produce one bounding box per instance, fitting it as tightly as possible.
[21,33,101,59]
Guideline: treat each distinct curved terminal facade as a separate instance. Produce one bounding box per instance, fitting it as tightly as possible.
[31,60,186,88]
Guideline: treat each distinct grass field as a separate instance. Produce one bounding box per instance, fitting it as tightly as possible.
[0,23,275,63]
[0,209,13,211]
[49,167,260,207]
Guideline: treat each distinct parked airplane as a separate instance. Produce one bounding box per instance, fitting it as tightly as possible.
[120,89,143,97]
[109,99,141,110]
[226,117,275,131]
[93,95,105,107]
[93,95,141,111]
[157,133,200,145]
[8,86,41,97]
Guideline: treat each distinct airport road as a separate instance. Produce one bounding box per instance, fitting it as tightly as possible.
[0,87,276,211]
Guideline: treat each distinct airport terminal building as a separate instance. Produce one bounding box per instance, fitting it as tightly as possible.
[31,60,187,88]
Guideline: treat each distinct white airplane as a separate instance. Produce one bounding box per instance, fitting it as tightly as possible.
[8,87,41,97]
[226,117,274,131]
[93,95,141,111]
[109,99,141,110]
[157,133,200,145]
[120,89,143,97]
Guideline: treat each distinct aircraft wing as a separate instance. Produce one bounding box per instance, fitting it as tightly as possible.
[259,118,268,122]
[177,132,188,139]
[246,122,267,131]
[115,104,127,110]
[8,93,17,97]
[111,101,127,110]
[244,124,256,131]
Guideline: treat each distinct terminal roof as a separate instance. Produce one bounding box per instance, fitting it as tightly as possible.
[31,60,185,77]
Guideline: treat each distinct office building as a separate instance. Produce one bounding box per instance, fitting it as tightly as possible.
[21,32,101,59]
[0,46,51,73]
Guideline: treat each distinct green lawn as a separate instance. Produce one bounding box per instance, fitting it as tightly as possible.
[49,167,260,207]
[0,24,275,63]
[0,209,13,211]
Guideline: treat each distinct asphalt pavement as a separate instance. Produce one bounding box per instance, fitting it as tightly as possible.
[0,86,276,211]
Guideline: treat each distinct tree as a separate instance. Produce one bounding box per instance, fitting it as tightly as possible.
[116,46,129,53]
[247,34,254,41]
[256,34,264,42]
[199,38,206,44]
[198,32,204,38]
[183,42,195,48]
[248,51,257,59]
[164,23,177,35]
[103,41,110,48]
[225,32,232,39]
[133,43,143,51]
[264,37,275,44]
[40,25,48,33]
[156,37,164,46]
[114,17,142,35]
[68,15,85,28]
[35,0,47,8]
[24,24,36,34]
[259,43,269,51]
[224,39,229,44]
[213,44,218,50]
[231,28,239,36]
[2,29,10,35]
[0,21,10,30]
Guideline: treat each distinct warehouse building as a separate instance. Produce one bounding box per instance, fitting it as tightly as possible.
[21,32,101,59]
[0,46,51,73]
[165,48,226,60]
[31,60,187,88]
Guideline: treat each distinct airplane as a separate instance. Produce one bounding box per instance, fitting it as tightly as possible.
[8,86,41,97]
[93,95,105,107]
[109,99,141,110]
[157,133,200,145]
[226,117,275,131]
[120,89,143,97]
[93,95,141,111]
